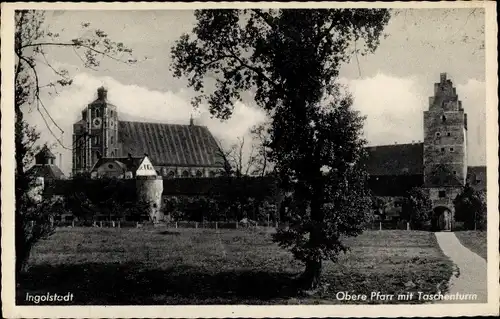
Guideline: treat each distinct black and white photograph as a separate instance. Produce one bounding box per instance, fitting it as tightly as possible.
[1,2,498,318]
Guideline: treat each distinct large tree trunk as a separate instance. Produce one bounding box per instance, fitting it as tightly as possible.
[301,258,322,289]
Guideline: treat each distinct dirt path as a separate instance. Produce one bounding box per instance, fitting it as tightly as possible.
[434,232,488,303]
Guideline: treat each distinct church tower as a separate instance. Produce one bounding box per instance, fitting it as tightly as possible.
[72,87,119,175]
[423,73,468,229]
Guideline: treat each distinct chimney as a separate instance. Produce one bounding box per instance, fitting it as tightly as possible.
[97,86,107,100]
[59,153,62,168]
[189,114,194,126]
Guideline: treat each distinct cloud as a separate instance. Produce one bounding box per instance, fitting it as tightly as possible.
[342,73,427,146]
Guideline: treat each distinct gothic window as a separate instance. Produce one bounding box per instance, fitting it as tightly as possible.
[182,170,190,178]
[441,115,447,123]
[95,108,101,118]
[438,190,446,198]
[168,171,175,178]
[196,170,203,177]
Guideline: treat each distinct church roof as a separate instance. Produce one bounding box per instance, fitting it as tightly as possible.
[364,143,424,176]
[27,164,66,180]
[118,121,223,168]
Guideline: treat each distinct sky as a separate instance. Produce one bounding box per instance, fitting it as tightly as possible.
[23,8,487,174]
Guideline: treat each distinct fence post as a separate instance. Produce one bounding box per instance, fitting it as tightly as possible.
[136,221,139,228]
[215,221,218,230]
[112,221,115,228]
[406,222,410,231]
[175,222,178,229]
[276,221,278,229]
[72,220,75,227]
[236,221,238,229]
[118,221,121,228]
[379,222,382,231]
[195,222,198,229]
[100,221,103,228]
[31,220,34,228]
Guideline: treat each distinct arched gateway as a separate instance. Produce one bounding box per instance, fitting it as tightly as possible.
[432,206,453,231]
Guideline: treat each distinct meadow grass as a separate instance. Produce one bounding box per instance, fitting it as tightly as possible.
[455,230,487,260]
[16,227,453,305]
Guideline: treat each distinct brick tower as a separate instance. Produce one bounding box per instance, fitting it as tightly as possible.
[72,87,119,175]
[423,73,468,230]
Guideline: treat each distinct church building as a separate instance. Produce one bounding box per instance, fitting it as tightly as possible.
[72,87,224,178]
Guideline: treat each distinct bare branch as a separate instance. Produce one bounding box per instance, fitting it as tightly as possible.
[21,42,134,65]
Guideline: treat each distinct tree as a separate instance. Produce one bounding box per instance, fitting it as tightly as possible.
[171,9,390,289]
[15,10,136,273]
[249,123,275,177]
[371,196,389,220]
[401,187,432,229]
[454,184,486,231]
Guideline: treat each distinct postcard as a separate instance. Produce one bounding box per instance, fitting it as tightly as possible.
[1,1,498,318]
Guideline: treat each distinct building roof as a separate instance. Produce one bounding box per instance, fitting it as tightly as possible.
[27,164,66,180]
[118,121,223,168]
[92,156,144,172]
[363,143,424,176]
[467,166,486,191]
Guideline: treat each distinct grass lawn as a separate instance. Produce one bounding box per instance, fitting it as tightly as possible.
[17,227,453,305]
[455,231,487,260]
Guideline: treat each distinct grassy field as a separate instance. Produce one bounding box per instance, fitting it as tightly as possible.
[17,227,453,305]
[455,231,487,260]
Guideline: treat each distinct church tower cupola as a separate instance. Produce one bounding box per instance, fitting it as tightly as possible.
[97,86,108,101]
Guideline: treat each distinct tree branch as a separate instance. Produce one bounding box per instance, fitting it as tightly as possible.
[251,9,276,30]
[21,42,133,65]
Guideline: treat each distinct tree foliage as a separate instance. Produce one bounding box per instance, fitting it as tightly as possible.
[14,10,136,273]
[453,184,487,231]
[171,9,391,289]
[401,187,432,229]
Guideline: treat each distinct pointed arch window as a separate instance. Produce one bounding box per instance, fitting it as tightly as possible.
[441,115,447,123]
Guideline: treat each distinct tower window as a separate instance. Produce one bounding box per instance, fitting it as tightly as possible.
[441,115,447,123]
[447,132,451,137]
[450,147,454,152]
[441,147,445,152]
[438,190,446,198]
[453,171,457,175]
[436,132,441,137]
